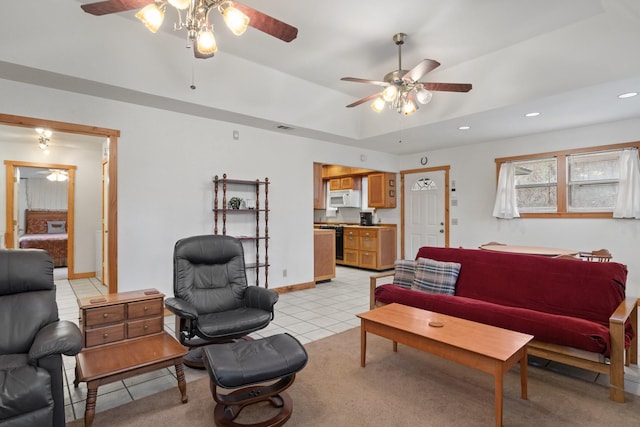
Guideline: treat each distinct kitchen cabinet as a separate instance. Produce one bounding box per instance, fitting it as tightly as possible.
[322,165,372,178]
[368,172,397,208]
[313,162,325,209]
[314,229,336,282]
[329,176,361,191]
[340,226,396,270]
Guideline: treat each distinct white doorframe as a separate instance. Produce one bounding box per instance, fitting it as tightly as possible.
[400,166,450,258]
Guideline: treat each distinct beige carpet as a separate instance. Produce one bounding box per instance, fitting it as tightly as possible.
[67,327,638,427]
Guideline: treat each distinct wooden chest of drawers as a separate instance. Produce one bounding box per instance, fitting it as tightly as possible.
[78,289,165,348]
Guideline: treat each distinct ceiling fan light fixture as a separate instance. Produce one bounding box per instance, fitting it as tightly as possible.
[402,100,417,115]
[135,3,165,33]
[221,3,250,36]
[371,97,386,113]
[415,85,433,104]
[47,171,67,182]
[168,0,191,10]
[382,85,398,102]
[196,28,218,54]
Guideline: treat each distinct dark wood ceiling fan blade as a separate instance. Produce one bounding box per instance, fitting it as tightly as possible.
[192,40,215,59]
[403,59,440,82]
[233,3,298,42]
[346,93,381,108]
[421,82,472,92]
[81,0,152,16]
[341,77,389,87]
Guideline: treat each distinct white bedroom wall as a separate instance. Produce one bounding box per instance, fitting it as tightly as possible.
[398,117,640,297]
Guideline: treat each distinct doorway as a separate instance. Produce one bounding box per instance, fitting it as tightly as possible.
[400,166,450,258]
[5,161,76,275]
[1,113,120,293]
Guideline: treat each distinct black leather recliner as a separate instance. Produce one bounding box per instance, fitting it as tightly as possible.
[165,235,278,366]
[0,249,83,427]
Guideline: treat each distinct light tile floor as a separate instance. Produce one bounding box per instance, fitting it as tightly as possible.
[57,266,640,424]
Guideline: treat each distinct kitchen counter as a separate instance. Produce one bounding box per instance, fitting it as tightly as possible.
[341,225,396,271]
[314,223,396,229]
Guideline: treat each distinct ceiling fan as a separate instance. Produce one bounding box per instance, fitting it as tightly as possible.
[341,33,472,115]
[80,0,298,59]
[36,169,69,182]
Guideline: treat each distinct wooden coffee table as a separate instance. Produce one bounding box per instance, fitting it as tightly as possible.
[74,332,188,427]
[357,303,533,427]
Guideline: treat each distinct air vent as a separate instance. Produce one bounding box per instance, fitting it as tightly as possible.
[276,125,294,131]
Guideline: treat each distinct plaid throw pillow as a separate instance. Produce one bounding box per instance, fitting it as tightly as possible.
[411,257,461,295]
[392,259,415,289]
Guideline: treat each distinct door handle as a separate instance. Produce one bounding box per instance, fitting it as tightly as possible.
[440,229,444,233]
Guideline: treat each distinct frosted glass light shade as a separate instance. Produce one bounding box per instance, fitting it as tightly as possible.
[168,0,191,10]
[416,86,433,104]
[222,5,250,36]
[402,100,416,115]
[197,29,218,54]
[371,97,385,113]
[382,85,398,102]
[135,4,165,33]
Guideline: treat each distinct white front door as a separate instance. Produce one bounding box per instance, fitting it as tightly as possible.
[403,169,448,257]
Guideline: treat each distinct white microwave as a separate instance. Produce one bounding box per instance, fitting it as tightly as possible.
[329,190,361,208]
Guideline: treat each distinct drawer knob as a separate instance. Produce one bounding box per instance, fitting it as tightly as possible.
[143,324,148,330]
[103,313,109,318]
[144,306,149,311]
[103,333,108,339]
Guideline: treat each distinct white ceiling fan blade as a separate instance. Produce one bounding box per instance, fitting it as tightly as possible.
[403,59,440,82]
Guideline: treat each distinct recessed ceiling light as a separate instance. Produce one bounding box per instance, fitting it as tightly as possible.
[618,92,638,99]
[458,125,471,130]
[525,112,540,117]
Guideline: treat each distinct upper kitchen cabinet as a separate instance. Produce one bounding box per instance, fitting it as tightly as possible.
[368,172,396,208]
[313,163,325,209]
[329,176,361,191]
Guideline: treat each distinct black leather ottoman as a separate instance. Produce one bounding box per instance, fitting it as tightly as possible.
[203,333,308,427]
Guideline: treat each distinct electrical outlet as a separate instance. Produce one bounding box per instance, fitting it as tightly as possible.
[282,269,287,278]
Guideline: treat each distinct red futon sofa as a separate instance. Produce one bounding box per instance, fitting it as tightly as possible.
[370,246,638,402]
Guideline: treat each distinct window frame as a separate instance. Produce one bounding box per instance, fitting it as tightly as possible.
[495,141,640,219]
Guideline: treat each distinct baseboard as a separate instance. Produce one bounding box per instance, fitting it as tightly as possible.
[272,281,316,294]
[68,271,96,280]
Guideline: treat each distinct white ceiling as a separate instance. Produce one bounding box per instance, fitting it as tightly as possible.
[1,1,639,154]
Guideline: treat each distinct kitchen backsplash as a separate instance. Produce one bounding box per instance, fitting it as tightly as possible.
[314,207,374,224]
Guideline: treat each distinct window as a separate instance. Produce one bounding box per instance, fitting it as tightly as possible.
[496,142,640,218]
[514,158,557,212]
[567,151,619,212]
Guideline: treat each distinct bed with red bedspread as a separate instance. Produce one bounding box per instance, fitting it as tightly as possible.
[18,210,68,267]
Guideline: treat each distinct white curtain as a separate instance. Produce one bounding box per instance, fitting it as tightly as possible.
[26,178,68,210]
[613,148,640,219]
[492,162,520,219]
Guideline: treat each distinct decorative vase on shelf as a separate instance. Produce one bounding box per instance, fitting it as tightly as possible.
[229,197,243,210]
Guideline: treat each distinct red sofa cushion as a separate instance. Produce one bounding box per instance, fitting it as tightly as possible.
[415,246,627,328]
[375,284,613,355]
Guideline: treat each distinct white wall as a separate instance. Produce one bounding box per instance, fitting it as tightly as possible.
[3,78,637,300]
[0,79,398,296]
[0,134,102,273]
[398,117,640,297]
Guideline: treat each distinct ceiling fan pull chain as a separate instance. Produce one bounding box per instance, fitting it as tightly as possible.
[190,62,197,90]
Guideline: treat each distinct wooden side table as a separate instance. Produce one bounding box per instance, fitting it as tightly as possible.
[74,289,188,426]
